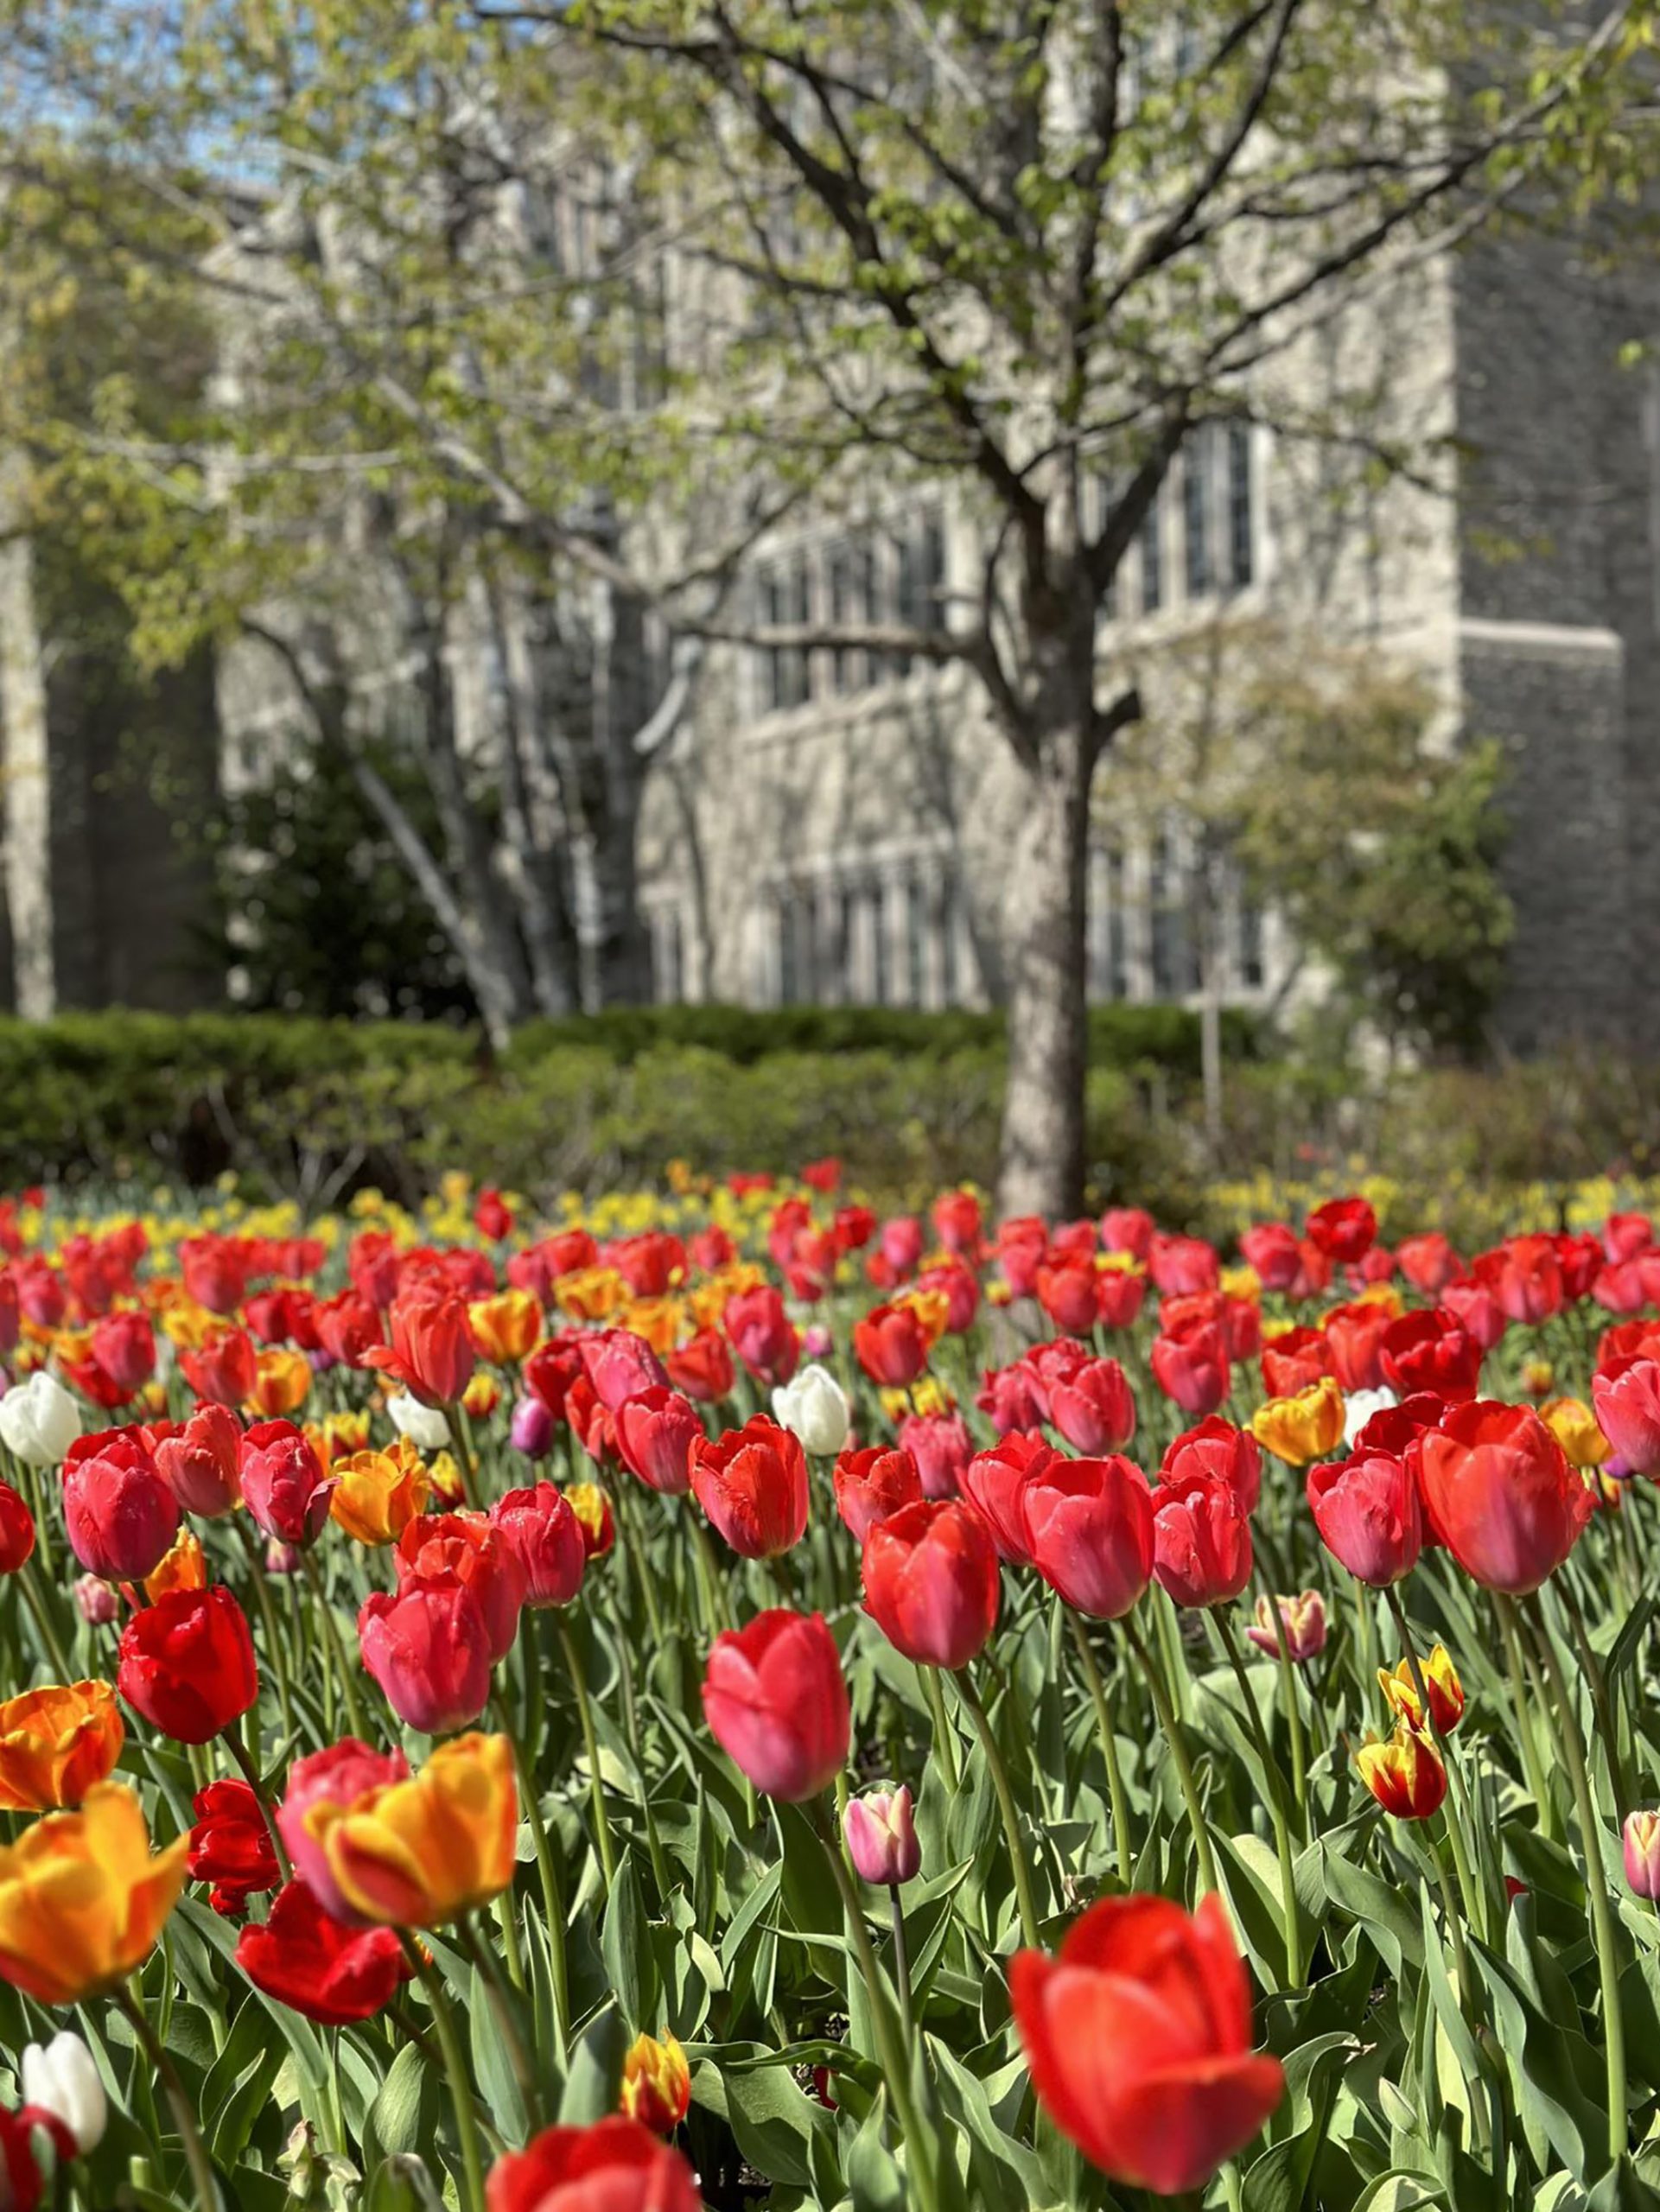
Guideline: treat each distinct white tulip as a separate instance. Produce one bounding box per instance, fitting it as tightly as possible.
[772,1364,850,1457]
[22,2031,107,2152]
[1342,1385,1398,1448]
[0,1371,80,1468]
[385,1392,451,1451]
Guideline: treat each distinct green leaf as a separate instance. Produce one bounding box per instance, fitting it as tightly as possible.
[690,2050,834,2187]
[601,1851,658,2030]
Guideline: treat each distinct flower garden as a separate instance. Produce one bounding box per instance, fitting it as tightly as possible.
[1,1165,1658,2211]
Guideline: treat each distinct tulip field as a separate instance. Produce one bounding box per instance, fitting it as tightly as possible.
[3,1170,1660,2211]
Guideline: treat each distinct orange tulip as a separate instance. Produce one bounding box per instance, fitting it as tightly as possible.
[0,1681,125,1812]
[330,1448,430,1546]
[0,1781,188,2003]
[249,1346,312,1418]
[144,1527,209,1602]
[467,1290,541,1366]
[620,2031,692,2135]
[302,1732,517,1929]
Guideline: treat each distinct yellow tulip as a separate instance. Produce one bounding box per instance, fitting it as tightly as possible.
[620,2031,692,2133]
[1250,1376,1345,1467]
[467,1290,541,1365]
[1541,1396,1611,1469]
[145,1528,208,1602]
[0,1782,188,2004]
[307,1732,518,1929]
[330,1448,431,1546]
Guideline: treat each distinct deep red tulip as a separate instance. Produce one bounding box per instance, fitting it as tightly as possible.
[118,1585,258,1745]
[395,1512,525,1662]
[961,1432,1056,1565]
[1153,1473,1253,1609]
[239,1421,334,1548]
[614,1387,701,1497]
[488,1484,586,1610]
[189,1779,279,1916]
[88,1310,156,1400]
[690,1416,809,1559]
[1161,1417,1262,1516]
[852,1302,931,1389]
[315,1290,385,1368]
[1012,1892,1283,2195]
[365,1282,477,1406]
[1047,1357,1137,1456]
[179,1329,258,1408]
[582,1330,669,1414]
[832,1445,924,1542]
[702,1608,849,1801]
[1022,1456,1154,1620]
[1150,1325,1230,1418]
[61,1428,180,1580]
[862,1498,1000,1669]
[1379,1309,1481,1403]
[664,1328,735,1404]
[897,1409,974,1500]
[486,2118,703,2212]
[1305,1196,1377,1263]
[237,1878,410,2025]
[722,1285,799,1387]
[359,1575,493,1733]
[1413,1400,1593,1594]
[0,1481,35,1574]
[279,1738,410,1924]
[1306,1451,1422,1586]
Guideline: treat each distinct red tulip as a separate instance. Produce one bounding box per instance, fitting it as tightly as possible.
[486,2118,702,2212]
[1440,1278,1507,1355]
[1047,1357,1136,1456]
[179,1329,258,1408]
[237,1878,410,2024]
[1239,1223,1303,1293]
[61,1428,180,1580]
[366,1282,477,1406]
[315,1291,385,1368]
[1012,1892,1283,2194]
[1022,1456,1154,1620]
[1477,1236,1563,1326]
[582,1330,669,1414]
[239,1421,334,1548]
[862,1498,1000,1669]
[1150,1324,1230,1418]
[1101,1207,1154,1261]
[1152,1473,1252,1608]
[279,1738,410,1924]
[1149,1234,1220,1296]
[961,1432,1056,1565]
[1306,1452,1421,1586]
[1035,1259,1103,1336]
[1259,1325,1332,1399]
[664,1328,735,1404]
[702,1608,849,1801]
[897,1408,973,1500]
[722,1285,799,1387]
[0,1481,34,1574]
[1396,1232,1461,1295]
[1413,1400,1593,1594]
[690,1416,809,1559]
[359,1575,493,1733]
[1592,1358,1660,1476]
[118,1585,258,1745]
[1379,1309,1481,1403]
[1322,1301,1392,1393]
[0,2106,73,2212]
[1161,1418,1262,1516]
[932,1189,983,1255]
[832,1445,924,1543]
[852,1302,931,1389]
[1305,1196,1377,1262]
[152,1402,244,1519]
[89,1310,156,1399]
[395,1512,525,1663]
[975,1360,1048,1438]
[488,1484,586,1610]
[614,1387,701,1497]
[188,1779,279,1916]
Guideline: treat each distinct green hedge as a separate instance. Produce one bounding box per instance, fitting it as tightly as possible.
[0,1005,1231,1204]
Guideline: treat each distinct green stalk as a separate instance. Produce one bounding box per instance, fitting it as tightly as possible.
[1495,1593,1555,1836]
[919,1662,961,1794]
[1248,1550,1307,1812]
[953,1665,1041,1947]
[298,1547,370,1741]
[221,1720,292,1883]
[1556,1578,1631,1823]
[506,1707,570,2062]
[117,1986,219,2212]
[401,1936,487,2212]
[17,1558,73,1680]
[1065,1607,1133,1885]
[1123,1609,1218,1897]
[888,1884,917,2044]
[442,1402,481,1511]
[556,1612,618,1891]
[231,1513,293,1739]
[1214,1608,1301,1987]
[1524,1597,1627,2165]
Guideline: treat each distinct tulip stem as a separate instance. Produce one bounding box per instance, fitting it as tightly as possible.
[1065,1608,1133,1886]
[1524,1597,1628,2164]
[1556,1579,1631,1823]
[1249,1552,1307,1810]
[1495,1596,1555,1837]
[513,1735,572,2060]
[231,1516,293,1740]
[1213,1609,1301,1989]
[611,1474,665,1648]
[953,1666,1042,1948]
[297,1548,371,1743]
[17,1557,73,1681]
[1123,1610,1219,1898]
[686,1506,733,1637]
[459,1915,541,2128]
[919,1663,960,1794]
[117,1986,219,2212]
[220,1723,292,1884]
[401,1935,488,2212]
[443,1402,481,1511]
[1383,1588,1484,1942]
[887,1884,916,2045]
[556,1614,619,1892]
[817,1806,942,2212]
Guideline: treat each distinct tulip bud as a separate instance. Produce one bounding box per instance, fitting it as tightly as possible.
[22,2031,108,2151]
[1625,1809,1660,1898]
[509,1397,555,1459]
[620,2031,692,2135]
[1522,1357,1555,1399]
[772,1365,851,1458]
[1357,1725,1447,1820]
[265,1539,302,1576]
[1245,1590,1326,1662]
[802,1325,834,1361]
[1378,1644,1465,1736]
[843,1785,920,1887]
[73,1573,119,1626]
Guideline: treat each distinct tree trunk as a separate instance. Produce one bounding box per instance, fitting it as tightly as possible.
[995,713,1093,1221]
[0,465,55,1020]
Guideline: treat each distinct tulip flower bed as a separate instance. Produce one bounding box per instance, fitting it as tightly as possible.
[3,1171,1660,2211]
